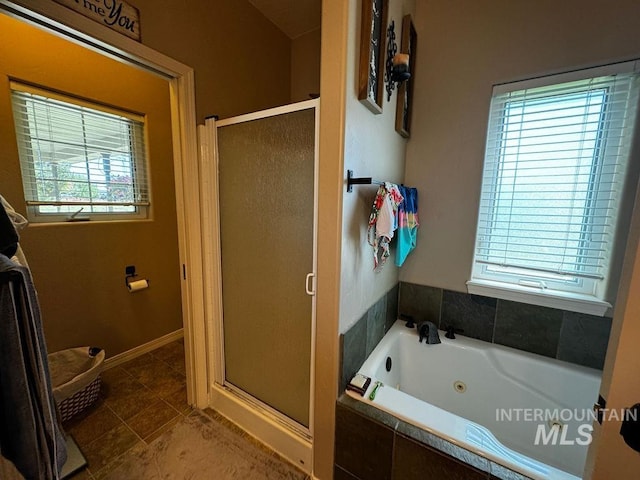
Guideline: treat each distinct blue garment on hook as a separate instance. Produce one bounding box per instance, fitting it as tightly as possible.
[395,185,419,266]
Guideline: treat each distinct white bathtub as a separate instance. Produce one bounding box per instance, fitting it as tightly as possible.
[346,320,602,480]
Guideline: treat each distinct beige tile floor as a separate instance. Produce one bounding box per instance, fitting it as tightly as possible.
[64,339,306,479]
[64,340,190,479]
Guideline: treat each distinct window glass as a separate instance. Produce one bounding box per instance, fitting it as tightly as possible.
[469,65,640,314]
[11,82,149,222]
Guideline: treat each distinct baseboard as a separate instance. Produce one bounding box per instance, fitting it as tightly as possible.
[104,329,184,369]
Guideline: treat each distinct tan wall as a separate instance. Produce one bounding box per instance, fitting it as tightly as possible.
[339,0,414,333]
[586,180,640,478]
[400,0,640,296]
[130,0,292,122]
[0,14,181,356]
[16,0,293,122]
[291,28,321,103]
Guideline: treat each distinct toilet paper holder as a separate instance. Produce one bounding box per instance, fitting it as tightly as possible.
[125,265,137,285]
[125,265,149,291]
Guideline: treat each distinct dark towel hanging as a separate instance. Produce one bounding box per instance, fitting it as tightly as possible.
[0,254,67,479]
[0,203,18,258]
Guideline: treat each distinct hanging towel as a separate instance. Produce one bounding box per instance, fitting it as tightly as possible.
[0,196,29,268]
[0,196,27,232]
[367,182,403,270]
[0,202,18,259]
[396,185,419,266]
[0,254,67,480]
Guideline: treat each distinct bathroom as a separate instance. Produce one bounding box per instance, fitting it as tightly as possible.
[1,0,640,479]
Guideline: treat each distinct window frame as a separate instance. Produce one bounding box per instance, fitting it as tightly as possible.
[468,61,640,316]
[10,82,151,223]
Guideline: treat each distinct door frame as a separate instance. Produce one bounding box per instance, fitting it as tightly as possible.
[0,0,209,408]
[199,99,319,473]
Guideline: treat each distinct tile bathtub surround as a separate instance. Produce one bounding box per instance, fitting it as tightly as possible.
[493,301,563,358]
[385,283,400,334]
[441,290,496,343]
[334,465,360,479]
[334,396,531,480]
[398,281,442,324]
[334,400,395,480]
[340,316,367,395]
[398,282,612,369]
[392,434,488,480]
[557,312,612,370]
[366,295,387,355]
[339,284,400,393]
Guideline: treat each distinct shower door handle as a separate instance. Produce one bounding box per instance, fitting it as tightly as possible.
[305,273,315,296]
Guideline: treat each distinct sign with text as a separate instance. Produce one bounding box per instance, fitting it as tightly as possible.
[53,0,141,41]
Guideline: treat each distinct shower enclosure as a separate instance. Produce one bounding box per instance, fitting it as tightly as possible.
[199,100,318,471]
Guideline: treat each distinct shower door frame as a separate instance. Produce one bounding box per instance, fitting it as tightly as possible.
[200,99,319,472]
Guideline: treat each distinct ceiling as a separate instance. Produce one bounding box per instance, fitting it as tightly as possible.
[248,0,321,39]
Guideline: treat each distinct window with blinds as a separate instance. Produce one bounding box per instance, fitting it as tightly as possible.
[468,62,640,315]
[10,82,150,222]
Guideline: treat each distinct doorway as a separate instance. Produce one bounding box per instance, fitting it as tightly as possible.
[0,0,205,407]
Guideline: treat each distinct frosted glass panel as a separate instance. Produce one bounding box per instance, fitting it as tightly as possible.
[218,108,315,427]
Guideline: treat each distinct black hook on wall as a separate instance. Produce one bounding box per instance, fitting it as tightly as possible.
[346,170,384,193]
[125,265,137,286]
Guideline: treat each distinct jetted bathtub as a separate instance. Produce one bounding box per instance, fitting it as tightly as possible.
[346,320,602,480]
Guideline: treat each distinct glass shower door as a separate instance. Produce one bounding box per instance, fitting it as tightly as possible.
[216,104,316,429]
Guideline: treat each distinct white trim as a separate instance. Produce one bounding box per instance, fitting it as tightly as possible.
[466,280,611,316]
[104,329,184,369]
[215,99,319,126]
[307,98,320,453]
[209,384,312,474]
[170,70,209,409]
[223,383,311,440]
[493,59,640,94]
[1,0,185,76]
[25,207,148,224]
[10,80,146,121]
[197,121,225,388]
[1,0,209,409]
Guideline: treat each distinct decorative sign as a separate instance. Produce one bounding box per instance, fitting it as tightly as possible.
[358,0,388,114]
[395,15,417,138]
[53,0,141,41]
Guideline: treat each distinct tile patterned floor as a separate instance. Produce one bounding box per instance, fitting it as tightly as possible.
[64,340,189,479]
[64,339,306,479]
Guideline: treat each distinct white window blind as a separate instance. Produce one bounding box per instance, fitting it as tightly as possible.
[469,63,640,314]
[10,82,150,221]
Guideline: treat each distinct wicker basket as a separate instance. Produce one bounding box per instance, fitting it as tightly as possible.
[49,346,105,422]
[58,375,102,422]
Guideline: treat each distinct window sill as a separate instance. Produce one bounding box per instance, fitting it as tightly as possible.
[466,279,611,316]
[27,218,153,227]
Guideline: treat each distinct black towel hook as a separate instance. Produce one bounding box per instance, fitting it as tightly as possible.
[346,170,385,193]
